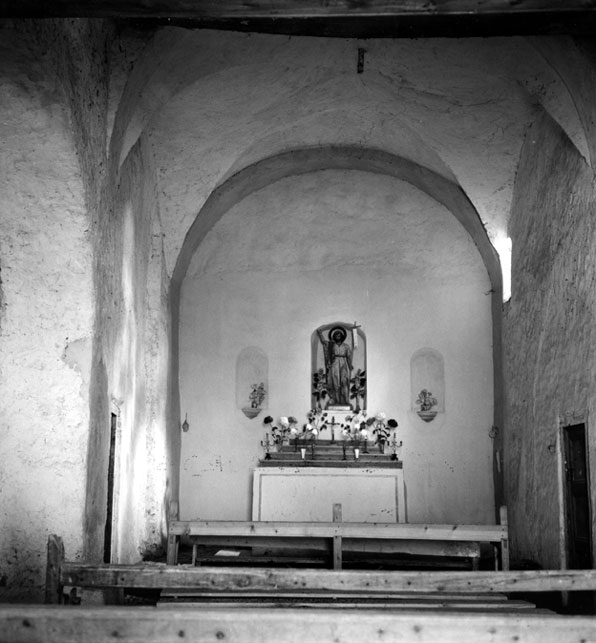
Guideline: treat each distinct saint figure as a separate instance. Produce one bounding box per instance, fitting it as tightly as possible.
[317,326,353,408]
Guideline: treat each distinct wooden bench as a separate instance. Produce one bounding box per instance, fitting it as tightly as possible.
[47,536,594,604]
[166,505,510,571]
[6,601,596,643]
[38,535,596,642]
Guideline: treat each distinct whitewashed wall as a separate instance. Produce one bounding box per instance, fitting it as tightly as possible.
[0,26,93,601]
[179,170,494,524]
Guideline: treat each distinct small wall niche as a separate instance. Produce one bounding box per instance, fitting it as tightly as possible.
[236,347,268,419]
[410,348,445,422]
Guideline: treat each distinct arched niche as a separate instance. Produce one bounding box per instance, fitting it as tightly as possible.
[311,323,366,412]
[236,347,268,419]
[410,348,445,421]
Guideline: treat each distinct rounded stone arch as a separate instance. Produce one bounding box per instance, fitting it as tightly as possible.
[168,144,503,480]
[171,146,501,292]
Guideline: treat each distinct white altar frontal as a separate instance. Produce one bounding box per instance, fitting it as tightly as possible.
[252,466,406,523]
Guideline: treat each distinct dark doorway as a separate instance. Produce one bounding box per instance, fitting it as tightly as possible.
[103,412,118,563]
[563,423,592,569]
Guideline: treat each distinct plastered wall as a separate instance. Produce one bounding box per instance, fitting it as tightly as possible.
[0,20,170,601]
[0,22,95,602]
[179,170,494,524]
[84,138,170,565]
[504,110,596,568]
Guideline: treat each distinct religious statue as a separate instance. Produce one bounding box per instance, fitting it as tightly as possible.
[316,326,353,409]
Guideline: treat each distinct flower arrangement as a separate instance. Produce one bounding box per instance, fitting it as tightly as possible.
[249,382,266,409]
[312,369,329,409]
[367,412,398,452]
[349,369,367,411]
[416,389,437,412]
[306,409,328,434]
[339,412,368,453]
[415,389,438,422]
[264,415,299,445]
[338,413,368,459]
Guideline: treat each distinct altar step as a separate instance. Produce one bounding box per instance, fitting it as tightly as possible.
[260,440,400,468]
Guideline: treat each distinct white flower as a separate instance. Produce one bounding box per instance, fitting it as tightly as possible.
[376,412,386,421]
[279,417,289,427]
[305,423,313,432]
[360,429,369,439]
[290,426,299,435]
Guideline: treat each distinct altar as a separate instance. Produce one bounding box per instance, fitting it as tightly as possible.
[252,464,406,523]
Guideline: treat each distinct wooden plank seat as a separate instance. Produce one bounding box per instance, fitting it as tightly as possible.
[37,535,596,642]
[5,603,596,643]
[166,505,509,571]
[53,563,596,597]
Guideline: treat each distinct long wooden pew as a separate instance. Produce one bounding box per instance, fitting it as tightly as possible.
[167,505,510,571]
[3,602,596,642]
[52,562,596,597]
[36,536,596,642]
[3,604,596,643]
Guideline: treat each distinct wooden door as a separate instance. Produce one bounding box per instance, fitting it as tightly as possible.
[563,423,592,569]
[103,412,118,563]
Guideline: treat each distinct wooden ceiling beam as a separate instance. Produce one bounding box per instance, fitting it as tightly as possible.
[2,0,596,19]
[3,1,596,37]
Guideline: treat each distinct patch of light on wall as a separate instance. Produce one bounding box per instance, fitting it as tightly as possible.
[494,237,512,303]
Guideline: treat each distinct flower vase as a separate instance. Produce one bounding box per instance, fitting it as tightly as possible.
[300,447,307,460]
[354,447,360,460]
[378,441,385,454]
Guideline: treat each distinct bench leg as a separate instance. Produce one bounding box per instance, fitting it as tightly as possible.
[45,535,65,604]
[167,534,179,565]
[333,536,342,570]
[333,503,343,570]
[499,505,510,570]
[501,538,510,571]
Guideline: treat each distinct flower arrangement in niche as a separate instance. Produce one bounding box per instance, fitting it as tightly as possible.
[349,369,367,412]
[312,369,329,409]
[249,383,266,408]
[416,389,438,422]
[243,382,266,419]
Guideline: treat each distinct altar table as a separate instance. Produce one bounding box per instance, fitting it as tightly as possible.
[252,466,406,523]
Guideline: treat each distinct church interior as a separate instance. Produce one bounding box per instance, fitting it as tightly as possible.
[2,1,596,638]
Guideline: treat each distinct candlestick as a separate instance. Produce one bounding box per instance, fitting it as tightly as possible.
[260,432,272,459]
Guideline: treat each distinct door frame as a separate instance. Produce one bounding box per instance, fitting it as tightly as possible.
[557,412,593,570]
[105,398,123,563]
